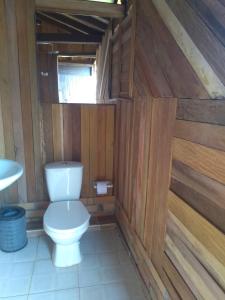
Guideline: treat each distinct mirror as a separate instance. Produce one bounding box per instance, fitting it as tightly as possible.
[58,56,97,103]
[36,11,109,104]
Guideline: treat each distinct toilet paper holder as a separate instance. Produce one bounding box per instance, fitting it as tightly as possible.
[93,181,113,189]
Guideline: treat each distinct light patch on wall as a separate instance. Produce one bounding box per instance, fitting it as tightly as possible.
[152,0,225,99]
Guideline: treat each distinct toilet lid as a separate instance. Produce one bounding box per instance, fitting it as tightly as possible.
[44,201,90,231]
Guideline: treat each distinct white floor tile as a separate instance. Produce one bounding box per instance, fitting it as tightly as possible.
[30,271,78,294]
[0,261,33,280]
[78,267,102,287]
[99,253,120,267]
[36,236,52,260]
[0,251,14,264]
[28,288,79,300]
[80,239,97,255]
[78,254,101,270]
[13,238,38,263]
[0,229,148,300]
[0,276,31,297]
[101,266,125,284]
[103,282,131,300]
[80,285,105,300]
[33,259,77,276]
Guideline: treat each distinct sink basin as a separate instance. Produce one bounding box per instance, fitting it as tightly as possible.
[0,159,23,191]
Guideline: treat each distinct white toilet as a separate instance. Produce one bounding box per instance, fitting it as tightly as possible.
[43,161,90,267]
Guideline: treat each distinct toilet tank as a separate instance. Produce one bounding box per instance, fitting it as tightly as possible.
[45,161,83,202]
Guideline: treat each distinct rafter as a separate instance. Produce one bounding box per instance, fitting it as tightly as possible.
[47,13,102,35]
[37,12,89,35]
[35,0,124,18]
[61,14,106,33]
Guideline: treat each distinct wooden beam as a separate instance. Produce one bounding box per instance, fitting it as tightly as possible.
[38,12,89,35]
[35,0,124,18]
[62,14,106,33]
[92,15,110,24]
[47,13,103,35]
[36,33,102,44]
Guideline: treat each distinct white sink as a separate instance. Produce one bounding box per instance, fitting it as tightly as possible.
[0,159,23,191]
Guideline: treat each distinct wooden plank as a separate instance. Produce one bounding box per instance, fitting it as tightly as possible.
[163,254,196,300]
[136,0,209,99]
[144,98,177,271]
[175,119,225,152]
[0,0,15,160]
[52,104,64,161]
[105,105,114,194]
[172,160,225,211]
[114,101,121,200]
[63,105,73,161]
[5,0,27,202]
[26,0,44,201]
[71,105,81,161]
[81,105,90,197]
[152,0,225,99]
[97,106,107,180]
[133,98,151,242]
[117,203,169,300]
[166,0,225,85]
[16,0,36,202]
[165,234,225,299]
[42,103,54,164]
[173,137,225,185]
[176,99,225,125]
[171,160,225,233]
[160,271,180,300]
[168,211,225,290]
[168,191,225,266]
[185,0,225,48]
[89,105,98,197]
[35,0,125,18]
[122,101,133,220]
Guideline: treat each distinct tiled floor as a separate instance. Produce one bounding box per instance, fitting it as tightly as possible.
[0,227,149,300]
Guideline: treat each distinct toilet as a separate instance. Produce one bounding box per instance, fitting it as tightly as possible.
[43,161,90,267]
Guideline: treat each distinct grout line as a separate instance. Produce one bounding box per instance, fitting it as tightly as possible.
[27,235,40,296]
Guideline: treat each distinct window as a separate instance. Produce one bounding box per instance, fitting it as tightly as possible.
[58,61,97,104]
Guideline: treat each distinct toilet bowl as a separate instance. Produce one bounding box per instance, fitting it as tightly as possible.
[43,161,90,267]
[44,200,90,267]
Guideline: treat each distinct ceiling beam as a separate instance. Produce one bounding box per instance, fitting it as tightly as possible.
[91,15,110,24]
[47,13,102,35]
[38,12,89,35]
[62,14,106,33]
[36,33,102,44]
[35,0,124,18]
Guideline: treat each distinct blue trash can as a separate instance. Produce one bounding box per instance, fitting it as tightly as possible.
[0,206,27,252]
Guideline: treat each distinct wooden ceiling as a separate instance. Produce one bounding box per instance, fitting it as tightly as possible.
[36,12,110,44]
[36,1,125,44]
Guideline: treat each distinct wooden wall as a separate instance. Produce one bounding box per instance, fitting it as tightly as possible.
[115,0,225,299]
[0,0,115,228]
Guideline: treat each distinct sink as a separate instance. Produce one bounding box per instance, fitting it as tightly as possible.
[0,159,23,191]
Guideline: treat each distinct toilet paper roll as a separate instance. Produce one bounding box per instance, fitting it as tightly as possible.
[96,181,108,195]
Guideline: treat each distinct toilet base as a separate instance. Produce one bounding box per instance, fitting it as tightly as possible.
[52,241,82,267]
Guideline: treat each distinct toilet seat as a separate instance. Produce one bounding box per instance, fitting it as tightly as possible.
[44,200,90,234]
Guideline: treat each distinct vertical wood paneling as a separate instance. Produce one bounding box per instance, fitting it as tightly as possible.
[52,104,64,161]
[115,1,225,298]
[16,0,36,202]
[81,105,90,197]
[6,0,27,202]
